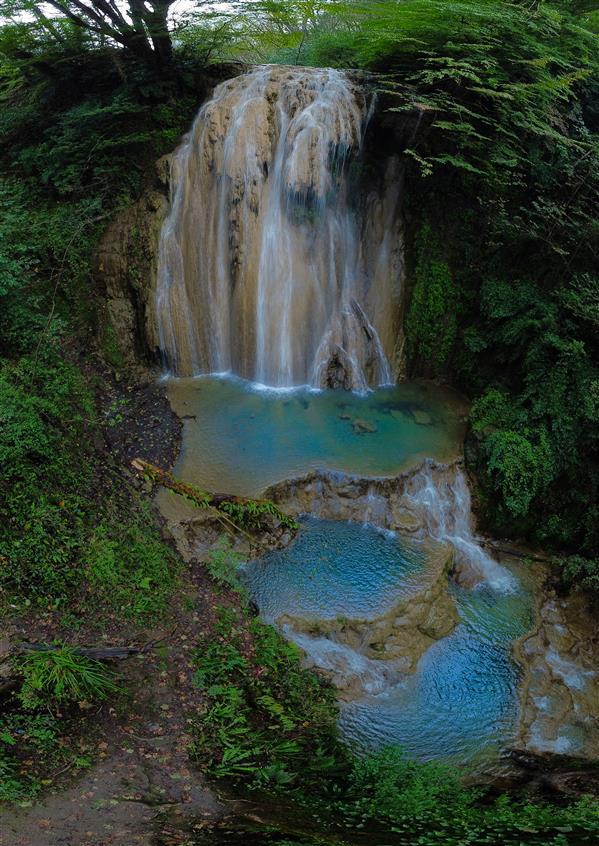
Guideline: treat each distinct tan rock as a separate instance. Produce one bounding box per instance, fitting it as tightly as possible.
[514,590,599,760]
[94,189,168,367]
[352,418,378,434]
[412,409,432,425]
[278,539,458,680]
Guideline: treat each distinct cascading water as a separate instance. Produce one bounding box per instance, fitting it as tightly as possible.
[402,462,518,592]
[156,66,403,388]
[159,373,598,766]
[148,59,599,778]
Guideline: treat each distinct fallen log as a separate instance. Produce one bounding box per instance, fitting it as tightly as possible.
[19,643,148,659]
[0,634,172,696]
[131,458,298,539]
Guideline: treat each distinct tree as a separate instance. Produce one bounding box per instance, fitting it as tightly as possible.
[1,0,176,66]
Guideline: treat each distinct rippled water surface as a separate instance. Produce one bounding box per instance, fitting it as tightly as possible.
[245,519,535,767]
[244,518,426,622]
[163,374,536,767]
[340,580,534,766]
[165,375,466,497]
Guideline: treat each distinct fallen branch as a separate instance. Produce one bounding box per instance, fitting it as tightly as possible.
[131,458,298,539]
[0,636,170,696]
[19,643,147,660]
[17,628,176,662]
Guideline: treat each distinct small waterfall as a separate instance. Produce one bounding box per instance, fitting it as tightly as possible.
[156,66,403,388]
[403,462,517,592]
[284,628,395,696]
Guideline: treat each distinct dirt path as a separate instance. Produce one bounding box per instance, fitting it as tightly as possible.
[1,616,228,846]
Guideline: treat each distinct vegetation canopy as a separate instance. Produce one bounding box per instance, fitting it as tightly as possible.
[0,0,598,839]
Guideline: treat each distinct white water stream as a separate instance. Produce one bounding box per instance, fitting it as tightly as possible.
[156,66,402,388]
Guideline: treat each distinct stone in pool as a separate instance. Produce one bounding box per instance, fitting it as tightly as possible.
[352,418,377,433]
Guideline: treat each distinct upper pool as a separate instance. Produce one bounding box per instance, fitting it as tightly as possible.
[164,375,467,497]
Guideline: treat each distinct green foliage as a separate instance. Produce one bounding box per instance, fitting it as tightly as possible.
[0,177,101,354]
[328,748,599,844]
[0,703,102,803]
[0,645,116,802]
[17,646,119,710]
[204,536,249,601]
[191,605,343,789]
[0,712,65,802]
[218,498,299,533]
[339,747,477,838]
[0,353,95,603]
[559,554,599,593]
[483,429,554,517]
[405,221,457,374]
[85,516,178,621]
[101,324,126,370]
[0,349,178,616]
[0,353,93,478]
[465,275,598,558]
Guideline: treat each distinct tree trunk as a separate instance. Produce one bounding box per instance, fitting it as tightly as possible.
[131,458,298,538]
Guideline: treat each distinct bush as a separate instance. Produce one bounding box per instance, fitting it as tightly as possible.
[483,429,554,518]
[341,746,474,831]
[406,221,457,374]
[204,535,248,600]
[0,707,95,802]
[17,646,119,710]
[85,517,177,621]
[191,604,343,789]
[0,350,178,615]
[0,353,94,604]
[560,555,599,593]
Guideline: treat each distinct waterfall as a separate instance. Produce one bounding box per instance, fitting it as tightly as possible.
[403,462,518,592]
[156,65,403,389]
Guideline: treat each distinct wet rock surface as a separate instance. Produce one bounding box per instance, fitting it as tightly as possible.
[94,182,169,367]
[278,540,458,693]
[265,461,498,588]
[265,466,432,530]
[155,65,403,386]
[515,590,599,761]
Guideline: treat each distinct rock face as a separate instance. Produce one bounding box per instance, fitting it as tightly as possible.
[92,66,414,379]
[94,170,169,367]
[515,591,599,761]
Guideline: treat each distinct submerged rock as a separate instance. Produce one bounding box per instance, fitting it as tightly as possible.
[352,418,378,434]
[277,540,458,695]
[412,409,433,426]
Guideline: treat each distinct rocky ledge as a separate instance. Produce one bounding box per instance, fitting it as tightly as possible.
[278,540,457,697]
[514,589,599,762]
